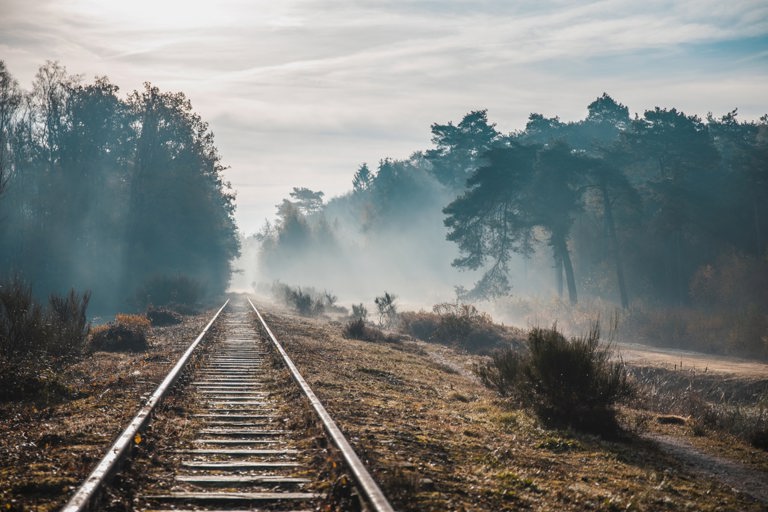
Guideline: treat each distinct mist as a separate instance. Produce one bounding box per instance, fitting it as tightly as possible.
[233,97,768,360]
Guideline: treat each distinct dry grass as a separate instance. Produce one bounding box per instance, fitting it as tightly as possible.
[261,307,768,511]
[0,312,213,511]
[115,313,151,332]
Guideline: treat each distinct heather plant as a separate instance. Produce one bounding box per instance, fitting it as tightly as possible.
[47,289,91,358]
[473,347,524,397]
[351,303,368,322]
[0,276,90,363]
[90,313,150,352]
[342,318,397,343]
[475,322,631,434]
[271,282,343,317]
[400,301,520,352]
[523,324,631,431]
[374,292,398,328]
[0,276,91,401]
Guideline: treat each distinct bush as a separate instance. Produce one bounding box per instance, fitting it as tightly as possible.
[523,324,631,431]
[351,303,368,322]
[0,276,46,361]
[374,292,398,327]
[342,318,398,343]
[0,276,90,363]
[90,313,150,352]
[0,276,90,401]
[400,302,521,353]
[474,347,524,397]
[475,323,631,434]
[48,289,91,357]
[135,274,203,309]
[146,306,182,326]
[271,282,343,317]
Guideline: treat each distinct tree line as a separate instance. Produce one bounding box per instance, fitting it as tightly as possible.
[0,61,239,313]
[257,94,767,318]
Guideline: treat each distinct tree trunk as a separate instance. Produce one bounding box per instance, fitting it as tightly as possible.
[754,196,763,256]
[553,235,577,304]
[561,243,578,305]
[602,187,629,308]
[554,251,563,299]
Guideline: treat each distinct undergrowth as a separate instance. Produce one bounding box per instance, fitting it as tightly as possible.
[343,318,399,343]
[0,276,90,401]
[475,323,631,435]
[271,282,347,317]
[629,365,768,450]
[90,313,150,352]
[400,301,522,353]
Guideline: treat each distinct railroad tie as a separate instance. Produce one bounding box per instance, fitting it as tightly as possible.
[139,302,321,511]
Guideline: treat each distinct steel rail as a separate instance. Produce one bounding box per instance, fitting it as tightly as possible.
[60,300,229,512]
[248,298,396,512]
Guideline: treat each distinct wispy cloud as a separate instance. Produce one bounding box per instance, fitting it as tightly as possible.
[1,0,766,233]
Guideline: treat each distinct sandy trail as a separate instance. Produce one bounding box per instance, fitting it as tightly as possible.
[648,433,768,505]
[617,342,768,378]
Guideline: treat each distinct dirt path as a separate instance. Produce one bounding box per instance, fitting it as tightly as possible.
[647,433,768,505]
[618,342,768,378]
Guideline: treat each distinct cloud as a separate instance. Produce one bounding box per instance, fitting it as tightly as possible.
[1,0,766,234]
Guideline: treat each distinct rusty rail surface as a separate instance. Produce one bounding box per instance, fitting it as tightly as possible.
[248,298,396,512]
[60,300,229,512]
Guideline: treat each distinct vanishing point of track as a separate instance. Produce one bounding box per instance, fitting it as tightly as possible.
[61,297,395,512]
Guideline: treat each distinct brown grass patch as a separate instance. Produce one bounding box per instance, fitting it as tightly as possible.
[261,307,768,511]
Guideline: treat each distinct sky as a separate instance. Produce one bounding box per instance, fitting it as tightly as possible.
[1,0,767,235]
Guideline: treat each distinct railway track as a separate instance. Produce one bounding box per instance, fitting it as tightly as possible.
[62,297,394,512]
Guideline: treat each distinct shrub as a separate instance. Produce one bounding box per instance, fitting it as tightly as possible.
[342,318,398,343]
[475,323,631,434]
[270,282,343,317]
[135,274,203,309]
[374,292,398,327]
[0,276,46,361]
[474,347,524,397]
[351,303,368,322]
[523,324,631,432]
[400,302,521,353]
[0,277,90,401]
[146,306,182,326]
[0,276,90,363]
[47,289,91,358]
[90,324,148,352]
[116,313,151,332]
[91,313,149,352]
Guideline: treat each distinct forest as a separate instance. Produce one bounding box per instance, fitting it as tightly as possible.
[0,61,240,315]
[254,94,768,358]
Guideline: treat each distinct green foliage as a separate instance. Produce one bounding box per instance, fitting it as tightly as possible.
[426,110,500,189]
[475,323,631,434]
[352,163,374,192]
[0,62,239,314]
